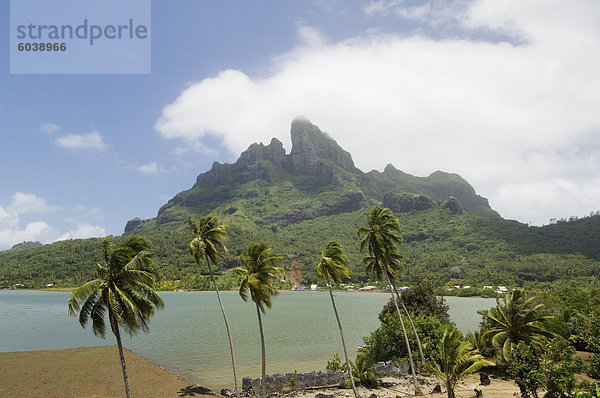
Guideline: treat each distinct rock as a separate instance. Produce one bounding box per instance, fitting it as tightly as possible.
[479,372,490,386]
[220,388,233,397]
[474,387,483,397]
[383,192,436,213]
[441,196,463,215]
[124,217,144,234]
[290,117,355,175]
[369,393,378,398]
[314,394,335,398]
[431,384,442,393]
[371,361,409,377]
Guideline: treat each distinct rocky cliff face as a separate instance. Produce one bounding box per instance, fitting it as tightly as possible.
[383,192,436,213]
[191,118,355,188]
[289,117,355,174]
[150,117,498,227]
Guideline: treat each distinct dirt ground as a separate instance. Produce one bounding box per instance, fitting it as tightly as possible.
[0,346,213,398]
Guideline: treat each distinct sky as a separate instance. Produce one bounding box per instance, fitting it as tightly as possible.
[1,0,599,251]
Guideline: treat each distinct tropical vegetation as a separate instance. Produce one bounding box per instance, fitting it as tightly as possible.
[479,290,555,362]
[426,327,494,398]
[358,206,421,395]
[235,242,282,398]
[67,236,164,398]
[189,215,240,398]
[316,241,360,398]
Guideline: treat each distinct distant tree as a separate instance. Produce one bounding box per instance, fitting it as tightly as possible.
[235,242,282,398]
[189,215,240,398]
[380,281,450,322]
[68,236,164,398]
[358,206,421,395]
[427,327,494,398]
[316,241,360,398]
[480,290,555,362]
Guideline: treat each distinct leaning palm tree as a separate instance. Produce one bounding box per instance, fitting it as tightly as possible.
[235,242,282,398]
[480,290,554,362]
[189,215,240,398]
[427,327,494,398]
[68,236,164,398]
[358,206,421,395]
[316,241,361,398]
[393,285,425,366]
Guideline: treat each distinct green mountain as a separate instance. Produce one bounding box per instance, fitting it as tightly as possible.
[1,118,599,289]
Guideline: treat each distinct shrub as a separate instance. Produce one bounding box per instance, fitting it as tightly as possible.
[509,338,584,398]
[364,313,451,364]
[326,353,345,371]
[588,353,600,379]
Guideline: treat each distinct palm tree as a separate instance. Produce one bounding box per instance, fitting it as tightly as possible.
[350,354,379,388]
[68,236,164,398]
[189,215,240,398]
[427,327,494,398]
[316,241,361,398]
[358,206,421,395]
[393,286,425,366]
[235,242,282,398]
[480,290,554,362]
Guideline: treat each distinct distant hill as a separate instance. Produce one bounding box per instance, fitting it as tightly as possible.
[1,241,42,253]
[1,119,598,289]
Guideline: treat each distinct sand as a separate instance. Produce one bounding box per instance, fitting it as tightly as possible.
[0,346,212,398]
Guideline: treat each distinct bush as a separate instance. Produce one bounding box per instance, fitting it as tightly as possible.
[588,353,600,380]
[508,341,544,398]
[364,313,452,364]
[509,338,584,398]
[326,353,345,371]
[542,337,584,397]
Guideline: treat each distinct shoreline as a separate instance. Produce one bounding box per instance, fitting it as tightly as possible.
[0,345,522,397]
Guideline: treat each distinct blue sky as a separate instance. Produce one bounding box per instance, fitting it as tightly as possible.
[1,0,599,250]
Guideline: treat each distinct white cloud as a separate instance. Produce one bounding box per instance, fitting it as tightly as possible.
[57,223,107,241]
[55,129,107,150]
[0,206,60,250]
[0,194,107,250]
[137,162,165,175]
[7,192,60,214]
[40,122,60,134]
[155,0,600,225]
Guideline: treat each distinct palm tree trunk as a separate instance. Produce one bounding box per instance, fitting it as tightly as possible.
[255,301,267,398]
[109,311,131,398]
[326,276,360,398]
[385,272,421,395]
[206,255,240,398]
[394,286,425,366]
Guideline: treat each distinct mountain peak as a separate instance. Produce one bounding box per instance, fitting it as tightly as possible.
[290,117,355,174]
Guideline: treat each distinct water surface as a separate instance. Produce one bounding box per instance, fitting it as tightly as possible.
[0,290,493,389]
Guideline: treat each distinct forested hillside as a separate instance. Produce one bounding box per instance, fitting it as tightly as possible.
[1,119,598,289]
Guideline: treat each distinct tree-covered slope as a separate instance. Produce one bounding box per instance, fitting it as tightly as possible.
[1,118,598,289]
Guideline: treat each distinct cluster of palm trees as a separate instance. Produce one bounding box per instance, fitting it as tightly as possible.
[67,205,556,398]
